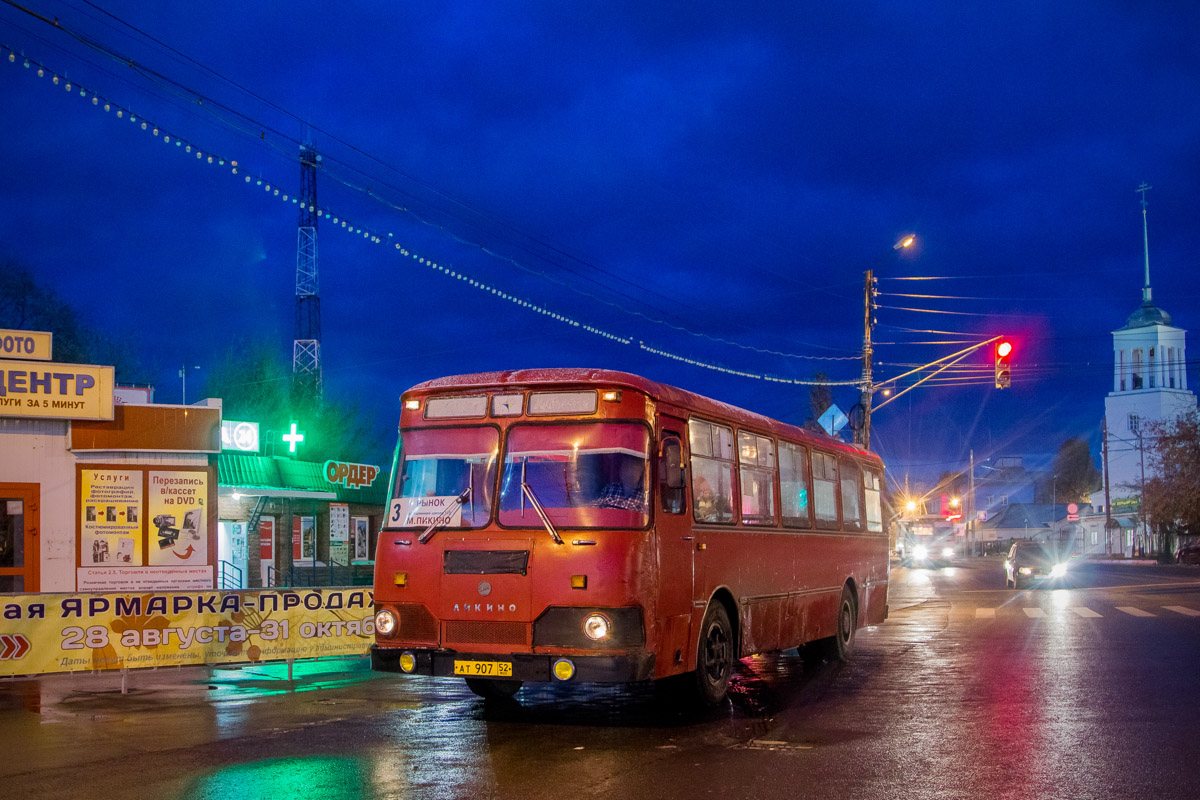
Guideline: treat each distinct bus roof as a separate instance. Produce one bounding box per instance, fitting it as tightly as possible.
[407,368,879,465]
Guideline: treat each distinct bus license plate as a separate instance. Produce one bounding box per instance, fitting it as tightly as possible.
[453,660,513,677]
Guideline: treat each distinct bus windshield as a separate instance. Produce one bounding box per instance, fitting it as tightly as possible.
[498,422,650,529]
[386,426,498,529]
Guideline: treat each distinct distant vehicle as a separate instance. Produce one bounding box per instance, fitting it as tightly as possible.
[898,527,957,567]
[1004,541,1070,589]
[1177,543,1200,565]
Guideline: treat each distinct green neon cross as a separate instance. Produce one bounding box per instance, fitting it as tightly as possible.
[282,422,305,453]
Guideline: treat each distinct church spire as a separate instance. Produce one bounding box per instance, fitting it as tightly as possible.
[1138,182,1152,307]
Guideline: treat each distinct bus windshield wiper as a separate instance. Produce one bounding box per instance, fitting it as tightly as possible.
[418,486,471,544]
[520,481,563,545]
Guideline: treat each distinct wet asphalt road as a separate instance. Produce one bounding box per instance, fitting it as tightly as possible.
[2,556,1199,800]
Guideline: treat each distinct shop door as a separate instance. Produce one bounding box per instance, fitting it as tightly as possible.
[217,521,249,589]
[259,517,275,587]
[0,484,39,592]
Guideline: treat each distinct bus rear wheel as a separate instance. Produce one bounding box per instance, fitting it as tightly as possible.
[693,602,734,705]
[808,585,857,663]
[465,678,522,701]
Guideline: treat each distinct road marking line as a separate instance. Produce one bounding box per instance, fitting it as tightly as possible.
[1022,608,1046,618]
[1116,606,1155,617]
[1164,606,1200,617]
[975,607,996,619]
[1071,607,1102,618]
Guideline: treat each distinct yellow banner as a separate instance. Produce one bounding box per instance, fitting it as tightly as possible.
[0,329,52,360]
[0,360,114,420]
[0,588,375,677]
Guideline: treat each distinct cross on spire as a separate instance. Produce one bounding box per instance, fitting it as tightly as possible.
[1137,182,1153,306]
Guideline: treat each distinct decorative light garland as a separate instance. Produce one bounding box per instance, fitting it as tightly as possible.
[3,44,861,388]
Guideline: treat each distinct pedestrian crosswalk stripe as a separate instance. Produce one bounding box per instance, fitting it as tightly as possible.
[1164,606,1200,617]
[1022,608,1046,618]
[976,608,996,618]
[1116,606,1155,617]
[1071,607,1102,618]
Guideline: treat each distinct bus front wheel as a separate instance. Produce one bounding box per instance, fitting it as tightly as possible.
[693,602,734,705]
[465,678,522,701]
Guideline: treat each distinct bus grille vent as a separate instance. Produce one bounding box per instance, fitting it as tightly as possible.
[396,603,439,643]
[445,621,527,646]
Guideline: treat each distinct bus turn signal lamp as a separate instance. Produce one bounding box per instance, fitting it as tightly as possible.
[394,572,408,587]
[571,574,587,589]
[601,390,622,402]
[399,652,416,673]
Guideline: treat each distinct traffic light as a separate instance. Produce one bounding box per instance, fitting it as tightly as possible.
[994,340,1013,389]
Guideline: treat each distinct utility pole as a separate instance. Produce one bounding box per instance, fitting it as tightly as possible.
[968,449,975,557]
[858,268,875,449]
[1102,416,1113,555]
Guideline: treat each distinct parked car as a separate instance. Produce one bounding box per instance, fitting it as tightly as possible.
[1004,541,1071,589]
[1177,543,1200,565]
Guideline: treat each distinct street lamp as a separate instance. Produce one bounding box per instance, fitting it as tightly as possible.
[179,364,200,405]
[858,235,916,449]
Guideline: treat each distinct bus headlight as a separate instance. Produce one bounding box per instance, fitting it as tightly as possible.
[582,613,611,640]
[913,545,929,560]
[398,652,417,673]
[375,609,398,637]
[1050,563,1068,578]
[941,547,955,558]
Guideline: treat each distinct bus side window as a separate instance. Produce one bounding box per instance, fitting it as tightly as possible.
[658,434,685,515]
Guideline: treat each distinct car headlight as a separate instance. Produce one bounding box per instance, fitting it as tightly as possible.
[1050,563,1068,578]
[942,547,955,558]
[582,613,611,640]
[375,609,397,637]
[913,545,929,560]
[1019,567,1033,575]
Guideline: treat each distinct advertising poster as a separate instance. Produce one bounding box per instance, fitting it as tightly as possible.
[353,517,370,561]
[0,588,375,677]
[330,503,349,565]
[80,470,143,566]
[147,471,208,566]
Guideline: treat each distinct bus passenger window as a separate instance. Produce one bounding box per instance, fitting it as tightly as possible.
[658,435,685,515]
[779,441,812,528]
[839,457,863,531]
[864,468,883,533]
[812,451,839,529]
[689,419,735,524]
[739,431,777,525]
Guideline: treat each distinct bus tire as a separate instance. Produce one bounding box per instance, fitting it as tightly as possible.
[465,678,522,701]
[693,602,734,705]
[809,584,857,663]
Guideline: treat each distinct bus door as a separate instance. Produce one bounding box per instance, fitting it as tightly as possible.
[654,421,693,672]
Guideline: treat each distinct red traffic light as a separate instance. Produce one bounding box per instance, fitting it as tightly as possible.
[997,341,1013,358]
[994,339,1013,389]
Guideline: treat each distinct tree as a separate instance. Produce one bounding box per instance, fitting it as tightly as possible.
[206,337,387,465]
[1034,438,1100,504]
[803,373,834,433]
[1142,412,1200,563]
[0,260,146,380]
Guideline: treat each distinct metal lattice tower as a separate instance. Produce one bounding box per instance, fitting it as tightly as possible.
[292,144,323,400]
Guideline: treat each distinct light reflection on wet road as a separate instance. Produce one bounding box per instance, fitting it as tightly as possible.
[2,558,1199,800]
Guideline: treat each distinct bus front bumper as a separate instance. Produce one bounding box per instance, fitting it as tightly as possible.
[371,645,655,683]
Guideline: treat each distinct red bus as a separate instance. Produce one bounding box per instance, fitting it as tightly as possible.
[371,369,889,704]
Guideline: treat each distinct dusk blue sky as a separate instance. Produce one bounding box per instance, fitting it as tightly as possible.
[2,2,1198,485]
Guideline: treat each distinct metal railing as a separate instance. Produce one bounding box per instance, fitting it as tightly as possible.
[218,560,244,590]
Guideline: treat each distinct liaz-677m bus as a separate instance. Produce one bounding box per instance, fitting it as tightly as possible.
[371,369,889,704]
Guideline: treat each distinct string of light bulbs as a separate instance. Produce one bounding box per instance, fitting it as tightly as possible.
[2,43,862,388]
